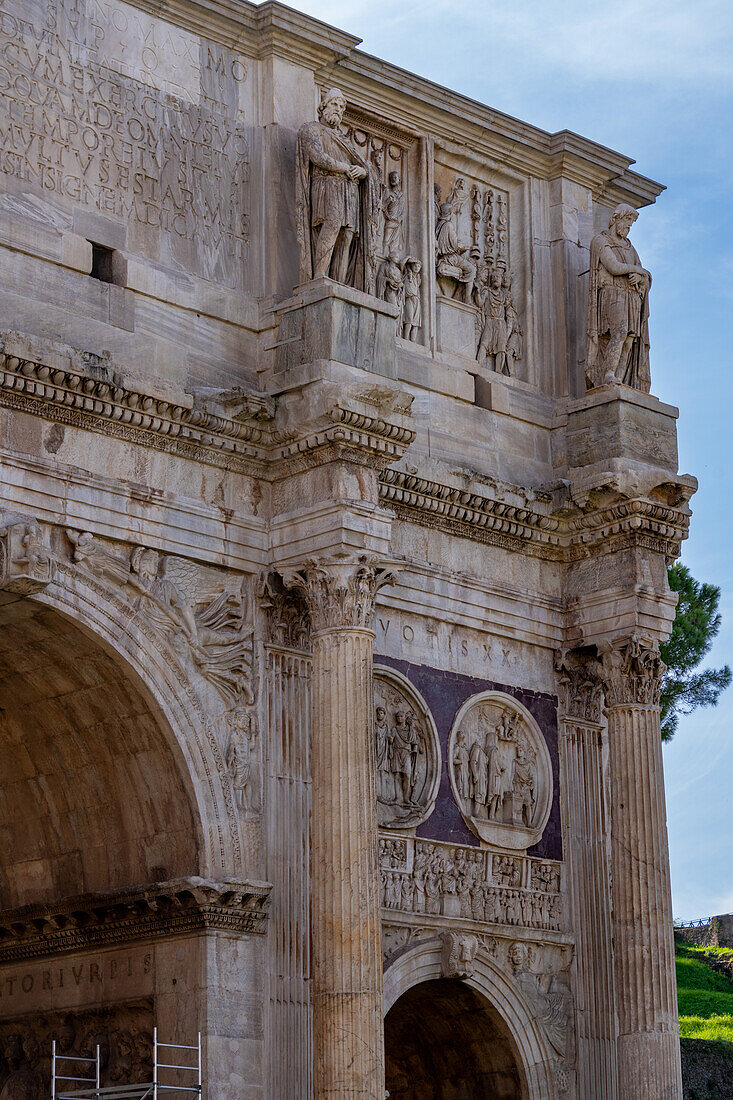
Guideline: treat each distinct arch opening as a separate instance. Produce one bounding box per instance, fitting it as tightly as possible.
[0,601,200,910]
[385,977,525,1099]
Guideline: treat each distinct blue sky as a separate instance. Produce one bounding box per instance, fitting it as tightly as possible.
[286,0,733,919]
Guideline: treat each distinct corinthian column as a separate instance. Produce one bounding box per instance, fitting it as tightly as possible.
[283,556,395,1099]
[601,635,683,1100]
[556,652,618,1099]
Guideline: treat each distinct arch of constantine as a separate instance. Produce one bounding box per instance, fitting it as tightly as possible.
[0,1,695,1097]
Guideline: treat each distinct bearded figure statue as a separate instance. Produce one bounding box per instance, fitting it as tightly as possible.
[295,87,381,294]
[586,203,652,391]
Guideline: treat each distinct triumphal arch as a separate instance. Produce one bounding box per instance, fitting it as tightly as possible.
[0,1,695,1097]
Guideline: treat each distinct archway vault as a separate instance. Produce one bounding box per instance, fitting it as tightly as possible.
[384,940,557,1100]
[0,564,243,910]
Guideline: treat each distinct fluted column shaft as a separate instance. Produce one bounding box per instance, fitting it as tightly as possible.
[603,639,683,1100]
[558,710,619,1098]
[284,558,392,1099]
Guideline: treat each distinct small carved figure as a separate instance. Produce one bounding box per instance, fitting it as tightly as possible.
[476,267,509,374]
[502,270,523,371]
[512,738,536,827]
[295,88,379,292]
[468,734,489,814]
[377,251,404,307]
[226,709,257,815]
[452,729,470,803]
[435,202,476,302]
[586,203,651,391]
[401,258,422,341]
[375,705,394,803]
[381,171,405,254]
[389,710,421,805]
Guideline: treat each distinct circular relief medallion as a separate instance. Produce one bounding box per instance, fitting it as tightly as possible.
[374,666,440,830]
[448,691,552,850]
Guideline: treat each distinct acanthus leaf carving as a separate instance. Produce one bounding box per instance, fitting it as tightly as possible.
[281,555,400,634]
[599,634,665,708]
[0,514,54,594]
[258,571,311,650]
[554,649,604,724]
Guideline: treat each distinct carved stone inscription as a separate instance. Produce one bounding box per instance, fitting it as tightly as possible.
[0,0,250,284]
[374,669,439,829]
[0,1001,152,1097]
[449,692,553,850]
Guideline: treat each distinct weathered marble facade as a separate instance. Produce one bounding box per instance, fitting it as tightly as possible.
[0,2,695,1098]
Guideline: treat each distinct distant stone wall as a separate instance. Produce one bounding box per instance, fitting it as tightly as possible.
[677,916,733,949]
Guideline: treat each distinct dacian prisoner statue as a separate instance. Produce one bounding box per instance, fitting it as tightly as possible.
[295,87,380,292]
[586,203,652,391]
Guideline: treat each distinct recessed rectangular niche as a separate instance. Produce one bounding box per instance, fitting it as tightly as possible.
[89,242,126,286]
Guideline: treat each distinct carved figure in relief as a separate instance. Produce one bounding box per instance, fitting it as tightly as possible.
[435,202,476,302]
[226,709,257,815]
[0,1035,39,1100]
[401,258,422,341]
[295,88,379,292]
[512,738,536,826]
[503,270,524,371]
[468,734,489,813]
[452,730,470,802]
[586,203,651,391]
[375,706,393,803]
[476,267,509,374]
[390,711,421,804]
[381,171,405,254]
[376,251,404,307]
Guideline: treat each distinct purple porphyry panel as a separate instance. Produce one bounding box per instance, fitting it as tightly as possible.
[374,655,562,861]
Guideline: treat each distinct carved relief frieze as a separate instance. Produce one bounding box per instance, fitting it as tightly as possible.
[449,693,552,850]
[67,531,254,705]
[379,834,564,933]
[509,940,575,1081]
[0,514,54,594]
[374,668,440,829]
[0,1003,153,1098]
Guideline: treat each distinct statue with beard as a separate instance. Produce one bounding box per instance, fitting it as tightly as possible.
[295,88,380,293]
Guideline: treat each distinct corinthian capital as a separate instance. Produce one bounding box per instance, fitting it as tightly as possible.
[281,555,399,634]
[599,634,666,708]
[554,650,604,724]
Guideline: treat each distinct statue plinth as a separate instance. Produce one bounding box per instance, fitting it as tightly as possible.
[565,383,679,473]
[274,277,400,377]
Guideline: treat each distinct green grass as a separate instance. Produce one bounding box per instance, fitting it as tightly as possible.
[676,942,733,1041]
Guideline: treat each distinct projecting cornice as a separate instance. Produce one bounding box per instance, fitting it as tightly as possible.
[0,878,272,963]
[380,467,695,563]
[119,0,661,208]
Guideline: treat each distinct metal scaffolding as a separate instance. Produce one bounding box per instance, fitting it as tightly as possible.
[51,1028,202,1100]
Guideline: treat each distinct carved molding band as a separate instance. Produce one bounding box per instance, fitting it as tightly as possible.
[281,556,399,634]
[380,467,693,563]
[0,878,272,963]
[599,635,665,708]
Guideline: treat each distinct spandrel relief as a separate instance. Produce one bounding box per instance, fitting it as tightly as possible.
[374,667,440,830]
[449,692,552,850]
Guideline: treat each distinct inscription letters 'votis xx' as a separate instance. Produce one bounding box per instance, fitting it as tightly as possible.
[296,88,380,292]
[374,668,440,828]
[449,692,552,849]
[586,203,652,391]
